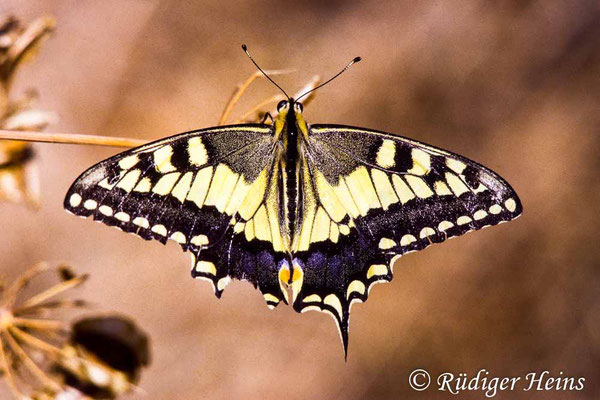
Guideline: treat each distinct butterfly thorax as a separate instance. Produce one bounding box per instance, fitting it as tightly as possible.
[275,100,309,253]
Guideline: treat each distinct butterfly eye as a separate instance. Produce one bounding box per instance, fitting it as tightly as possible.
[277,100,288,112]
[294,102,303,112]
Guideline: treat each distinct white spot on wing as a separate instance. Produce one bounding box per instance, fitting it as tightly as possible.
[115,212,130,222]
[191,234,209,246]
[83,199,97,210]
[151,224,167,236]
[438,220,454,231]
[505,198,517,212]
[69,193,82,207]
[346,280,366,299]
[323,294,343,320]
[217,276,231,291]
[378,238,396,250]
[367,264,388,279]
[457,215,472,225]
[303,294,322,303]
[400,234,417,246]
[99,205,113,216]
[419,227,435,238]
[133,217,149,228]
[195,260,216,276]
[170,231,186,244]
[473,210,488,220]
[264,293,280,304]
[489,204,502,214]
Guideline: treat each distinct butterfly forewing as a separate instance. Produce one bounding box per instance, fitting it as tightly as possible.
[291,124,522,351]
[64,125,288,304]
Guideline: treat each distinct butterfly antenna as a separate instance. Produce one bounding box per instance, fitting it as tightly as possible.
[242,44,290,99]
[296,56,361,102]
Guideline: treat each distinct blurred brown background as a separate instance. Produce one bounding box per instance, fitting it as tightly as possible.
[1,0,599,399]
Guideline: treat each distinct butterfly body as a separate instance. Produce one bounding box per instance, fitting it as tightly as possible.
[65,96,522,356]
[277,99,304,252]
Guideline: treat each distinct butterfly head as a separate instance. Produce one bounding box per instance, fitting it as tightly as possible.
[275,98,309,139]
[276,99,303,115]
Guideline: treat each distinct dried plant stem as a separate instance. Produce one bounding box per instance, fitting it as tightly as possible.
[0,129,146,148]
[2,261,49,308]
[2,16,56,87]
[292,75,320,108]
[218,69,295,125]
[2,329,62,392]
[11,326,138,394]
[28,326,68,345]
[236,94,281,122]
[0,336,24,398]
[19,275,88,310]
[15,299,91,316]
[8,326,61,356]
[12,317,65,331]
[0,74,321,155]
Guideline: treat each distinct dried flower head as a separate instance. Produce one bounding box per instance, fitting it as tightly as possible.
[0,15,57,207]
[0,263,150,399]
[53,316,150,399]
[0,262,88,398]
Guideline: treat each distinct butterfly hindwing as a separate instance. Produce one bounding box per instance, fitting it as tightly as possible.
[64,125,288,304]
[190,160,289,305]
[291,124,522,352]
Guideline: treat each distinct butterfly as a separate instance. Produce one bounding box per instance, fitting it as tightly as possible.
[64,46,522,357]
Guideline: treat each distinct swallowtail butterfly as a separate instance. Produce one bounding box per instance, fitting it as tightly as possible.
[65,46,522,356]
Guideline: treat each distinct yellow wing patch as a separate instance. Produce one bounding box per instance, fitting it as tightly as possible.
[293,162,354,252]
[153,145,177,173]
[235,166,285,252]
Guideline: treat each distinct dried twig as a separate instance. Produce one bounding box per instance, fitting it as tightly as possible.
[19,274,88,310]
[0,129,146,148]
[219,69,295,125]
[0,336,23,399]
[2,328,62,392]
[2,261,48,308]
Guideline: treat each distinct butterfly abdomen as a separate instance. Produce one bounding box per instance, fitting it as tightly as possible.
[281,108,301,249]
